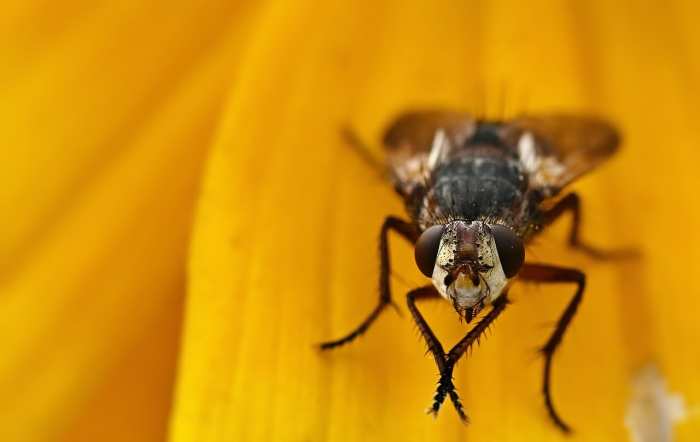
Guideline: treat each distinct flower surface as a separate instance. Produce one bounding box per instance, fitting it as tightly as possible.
[2,1,700,441]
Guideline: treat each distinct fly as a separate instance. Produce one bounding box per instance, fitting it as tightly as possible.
[319,110,624,432]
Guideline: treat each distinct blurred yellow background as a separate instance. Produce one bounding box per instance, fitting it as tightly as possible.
[1,1,699,441]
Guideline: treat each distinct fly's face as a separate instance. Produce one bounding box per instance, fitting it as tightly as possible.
[414,220,525,321]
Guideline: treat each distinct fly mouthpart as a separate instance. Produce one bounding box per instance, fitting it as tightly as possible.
[447,271,485,312]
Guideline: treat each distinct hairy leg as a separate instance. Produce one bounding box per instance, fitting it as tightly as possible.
[319,216,418,349]
[519,263,585,433]
[407,286,509,421]
[541,192,635,259]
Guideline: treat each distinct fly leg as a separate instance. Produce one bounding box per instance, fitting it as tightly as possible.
[441,296,508,421]
[405,286,452,416]
[407,285,509,422]
[319,216,418,349]
[340,127,385,177]
[541,192,636,259]
[519,263,585,433]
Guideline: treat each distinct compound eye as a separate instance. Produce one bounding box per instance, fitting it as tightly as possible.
[414,225,444,277]
[491,224,525,278]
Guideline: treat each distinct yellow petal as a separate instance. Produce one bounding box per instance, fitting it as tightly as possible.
[172,1,700,441]
[0,2,259,441]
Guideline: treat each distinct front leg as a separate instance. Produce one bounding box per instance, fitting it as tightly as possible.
[519,263,585,433]
[441,296,509,421]
[319,216,418,349]
[407,286,509,421]
[405,286,454,416]
[541,192,635,259]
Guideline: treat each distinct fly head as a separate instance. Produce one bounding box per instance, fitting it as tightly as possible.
[415,220,524,322]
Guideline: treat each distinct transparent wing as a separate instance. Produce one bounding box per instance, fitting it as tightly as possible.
[380,111,620,200]
[383,110,476,154]
[382,110,476,198]
[508,114,621,194]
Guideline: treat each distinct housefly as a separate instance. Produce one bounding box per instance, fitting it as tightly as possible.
[319,110,622,432]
